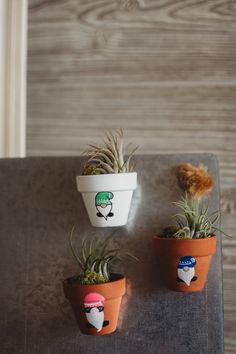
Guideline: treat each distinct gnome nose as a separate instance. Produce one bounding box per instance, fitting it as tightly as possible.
[90,307,98,314]
[100,203,107,208]
[183,267,189,272]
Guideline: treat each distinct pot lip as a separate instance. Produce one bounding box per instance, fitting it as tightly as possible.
[76,172,137,192]
[63,273,126,288]
[77,172,137,180]
[154,235,216,242]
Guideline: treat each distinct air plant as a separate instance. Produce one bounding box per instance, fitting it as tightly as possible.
[69,228,138,284]
[82,129,138,175]
[161,163,228,239]
[172,194,220,239]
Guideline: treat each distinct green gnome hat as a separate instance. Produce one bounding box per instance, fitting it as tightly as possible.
[95,191,114,206]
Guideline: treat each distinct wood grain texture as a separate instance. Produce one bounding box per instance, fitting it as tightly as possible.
[27,1,236,352]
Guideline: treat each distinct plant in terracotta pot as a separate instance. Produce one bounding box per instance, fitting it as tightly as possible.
[76,129,138,227]
[63,229,134,335]
[154,163,224,292]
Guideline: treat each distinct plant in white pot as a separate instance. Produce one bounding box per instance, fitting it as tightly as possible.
[77,130,138,227]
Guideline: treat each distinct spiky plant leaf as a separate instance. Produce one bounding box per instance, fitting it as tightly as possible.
[171,194,221,239]
[69,226,84,271]
[69,229,137,284]
[83,129,138,174]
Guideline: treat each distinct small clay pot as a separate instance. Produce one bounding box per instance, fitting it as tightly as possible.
[153,235,217,292]
[63,273,126,335]
[76,173,137,227]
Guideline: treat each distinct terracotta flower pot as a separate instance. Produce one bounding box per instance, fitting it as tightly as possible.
[63,274,126,335]
[153,235,217,292]
[76,173,137,227]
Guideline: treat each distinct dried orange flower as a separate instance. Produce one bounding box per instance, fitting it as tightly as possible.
[176,163,214,199]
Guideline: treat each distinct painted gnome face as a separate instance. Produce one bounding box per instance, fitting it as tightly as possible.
[177,256,196,286]
[84,293,105,332]
[95,191,114,220]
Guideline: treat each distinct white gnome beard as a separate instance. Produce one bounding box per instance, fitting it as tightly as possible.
[86,307,104,332]
[97,205,112,220]
[178,267,195,286]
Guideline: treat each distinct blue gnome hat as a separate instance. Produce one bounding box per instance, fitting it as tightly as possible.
[178,256,196,269]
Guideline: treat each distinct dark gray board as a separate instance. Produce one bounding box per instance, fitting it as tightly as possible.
[0,154,224,354]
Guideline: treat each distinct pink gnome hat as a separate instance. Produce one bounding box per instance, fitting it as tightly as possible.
[84,293,105,308]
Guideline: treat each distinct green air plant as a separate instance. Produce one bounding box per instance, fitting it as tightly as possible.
[172,194,220,239]
[159,162,231,240]
[83,129,138,175]
[69,229,118,284]
[69,228,137,285]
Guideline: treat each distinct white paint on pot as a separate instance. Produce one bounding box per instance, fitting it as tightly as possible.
[76,172,137,227]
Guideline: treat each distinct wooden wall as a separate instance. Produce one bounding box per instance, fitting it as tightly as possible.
[27,1,236,352]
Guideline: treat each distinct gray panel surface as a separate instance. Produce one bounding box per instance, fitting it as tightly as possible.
[0,154,224,354]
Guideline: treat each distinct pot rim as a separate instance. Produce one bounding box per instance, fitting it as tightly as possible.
[153,235,217,257]
[154,234,216,242]
[63,273,125,288]
[77,172,137,179]
[76,172,137,193]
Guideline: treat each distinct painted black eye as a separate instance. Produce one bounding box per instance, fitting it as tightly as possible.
[84,306,104,313]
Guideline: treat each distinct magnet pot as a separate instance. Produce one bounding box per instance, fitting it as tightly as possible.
[63,274,126,335]
[153,235,217,292]
[76,172,137,227]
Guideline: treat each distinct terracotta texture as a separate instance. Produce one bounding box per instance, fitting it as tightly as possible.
[154,236,217,292]
[63,274,126,335]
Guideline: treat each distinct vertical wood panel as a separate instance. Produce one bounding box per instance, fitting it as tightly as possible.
[27,1,236,352]
[0,0,27,157]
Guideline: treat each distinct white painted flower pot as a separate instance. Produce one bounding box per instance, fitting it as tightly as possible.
[76,172,137,227]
